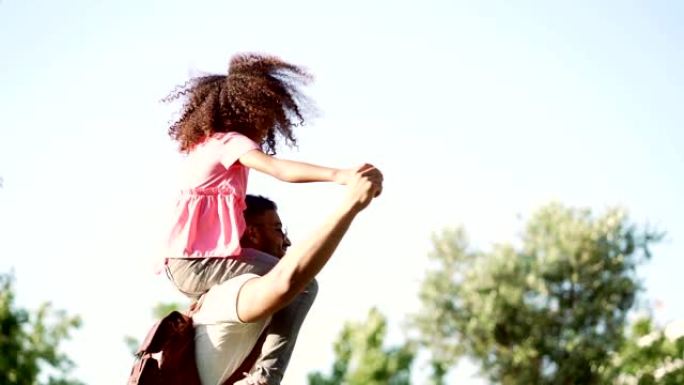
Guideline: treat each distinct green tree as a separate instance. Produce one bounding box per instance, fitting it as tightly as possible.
[308,307,415,385]
[0,272,84,385]
[612,317,684,385]
[412,203,662,385]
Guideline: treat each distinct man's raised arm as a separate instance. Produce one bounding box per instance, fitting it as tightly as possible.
[236,164,383,322]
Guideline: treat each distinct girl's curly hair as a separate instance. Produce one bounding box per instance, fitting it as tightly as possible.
[164,53,315,154]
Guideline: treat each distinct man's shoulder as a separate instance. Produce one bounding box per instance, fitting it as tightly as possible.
[193,274,260,325]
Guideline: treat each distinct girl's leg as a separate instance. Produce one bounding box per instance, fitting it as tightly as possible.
[166,252,278,299]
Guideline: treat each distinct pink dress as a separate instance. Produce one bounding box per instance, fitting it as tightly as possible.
[165,132,261,260]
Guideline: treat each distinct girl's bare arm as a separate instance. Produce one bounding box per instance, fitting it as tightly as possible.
[239,149,352,184]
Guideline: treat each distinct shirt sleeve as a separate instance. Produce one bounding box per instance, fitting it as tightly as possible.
[219,132,261,168]
[192,273,260,325]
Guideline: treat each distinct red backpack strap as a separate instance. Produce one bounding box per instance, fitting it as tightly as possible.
[136,311,188,355]
[223,329,269,385]
[128,310,195,385]
[186,295,206,317]
[190,294,270,385]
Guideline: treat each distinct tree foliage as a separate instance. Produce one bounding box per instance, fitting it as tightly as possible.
[0,272,84,385]
[612,317,684,385]
[412,203,663,385]
[308,307,415,385]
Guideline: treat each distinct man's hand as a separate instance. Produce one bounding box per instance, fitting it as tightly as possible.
[335,164,383,193]
[344,164,383,212]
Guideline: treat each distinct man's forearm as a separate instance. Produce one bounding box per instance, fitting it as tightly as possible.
[237,203,360,321]
[272,204,358,297]
[236,165,380,323]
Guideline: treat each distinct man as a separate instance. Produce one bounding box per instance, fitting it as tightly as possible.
[241,194,293,259]
[192,164,383,385]
[228,194,315,385]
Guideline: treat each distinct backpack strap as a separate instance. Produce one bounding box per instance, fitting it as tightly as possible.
[223,328,269,385]
[136,311,189,355]
[188,294,270,385]
[186,294,206,317]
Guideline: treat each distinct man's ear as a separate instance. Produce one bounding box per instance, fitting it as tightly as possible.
[242,225,260,245]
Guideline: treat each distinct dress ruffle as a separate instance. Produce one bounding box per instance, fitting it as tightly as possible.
[167,188,246,258]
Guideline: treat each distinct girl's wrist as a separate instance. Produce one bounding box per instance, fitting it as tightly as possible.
[333,168,351,185]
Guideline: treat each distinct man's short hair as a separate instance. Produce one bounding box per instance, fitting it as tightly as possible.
[244,194,278,223]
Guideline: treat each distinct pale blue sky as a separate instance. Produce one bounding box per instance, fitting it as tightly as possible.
[1,1,682,384]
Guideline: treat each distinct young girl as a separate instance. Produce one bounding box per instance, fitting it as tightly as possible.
[162,53,354,385]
